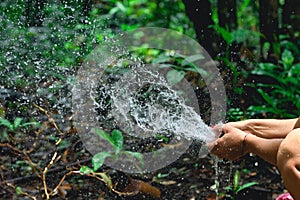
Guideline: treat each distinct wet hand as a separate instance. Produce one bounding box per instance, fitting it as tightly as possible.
[209,124,248,160]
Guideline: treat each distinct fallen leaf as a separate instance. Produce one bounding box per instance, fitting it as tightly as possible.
[122,177,161,198]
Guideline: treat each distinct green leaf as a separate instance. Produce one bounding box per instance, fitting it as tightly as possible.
[21,122,41,127]
[125,151,144,165]
[15,186,22,195]
[166,69,185,85]
[80,166,94,174]
[98,173,113,189]
[225,186,233,191]
[257,89,275,107]
[233,170,240,192]
[236,182,258,194]
[262,42,271,60]
[285,77,299,85]
[13,117,23,129]
[156,173,169,179]
[112,129,123,154]
[253,63,278,74]
[185,64,208,76]
[212,24,232,44]
[158,64,177,69]
[290,63,300,74]
[281,49,294,69]
[182,54,205,66]
[94,128,114,146]
[116,2,126,12]
[248,105,282,115]
[152,53,171,64]
[0,118,13,130]
[238,0,250,18]
[109,7,119,15]
[92,152,111,171]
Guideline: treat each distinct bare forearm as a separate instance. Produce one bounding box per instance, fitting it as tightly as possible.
[244,133,283,165]
[229,118,298,139]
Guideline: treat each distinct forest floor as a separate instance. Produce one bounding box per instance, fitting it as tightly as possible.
[0,125,286,200]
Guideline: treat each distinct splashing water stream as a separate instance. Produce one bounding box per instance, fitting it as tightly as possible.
[72,28,227,198]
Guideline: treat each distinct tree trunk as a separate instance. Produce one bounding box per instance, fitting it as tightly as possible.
[217,0,238,61]
[218,0,237,30]
[259,0,279,62]
[183,0,216,57]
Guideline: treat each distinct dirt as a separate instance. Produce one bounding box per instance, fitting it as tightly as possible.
[0,133,285,200]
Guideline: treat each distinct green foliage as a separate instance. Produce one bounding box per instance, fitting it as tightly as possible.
[92,152,111,172]
[248,49,300,118]
[15,186,22,196]
[152,51,207,85]
[79,165,113,189]
[86,128,143,172]
[227,108,245,121]
[225,170,258,198]
[0,117,40,132]
[79,165,94,175]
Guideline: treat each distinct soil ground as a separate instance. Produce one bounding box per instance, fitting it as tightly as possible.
[0,133,285,200]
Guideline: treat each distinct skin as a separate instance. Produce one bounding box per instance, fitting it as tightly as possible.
[210,118,300,199]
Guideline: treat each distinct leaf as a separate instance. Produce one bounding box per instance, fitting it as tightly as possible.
[80,166,94,174]
[257,89,275,108]
[290,63,300,74]
[125,151,144,165]
[224,186,233,191]
[238,0,250,18]
[92,152,111,171]
[166,69,185,85]
[0,118,13,130]
[112,129,123,154]
[156,173,169,179]
[109,7,119,15]
[158,64,177,69]
[285,77,299,85]
[233,170,240,192]
[182,54,205,66]
[262,42,271,60]
[15,186,22,195]
[231,29,252,44]
[98,173,113,189]
[236,182,258,194]
[123,177,161,198]
[252,63,278,75]
[185,64,208,76]
[281,49,294,69]
[116,2,126,12]
[21,122,41,127]
[152,54,171,64]
[94,128,114,146]
[212,24,232,44]
[248,105,283,116]
[13,117,23,129]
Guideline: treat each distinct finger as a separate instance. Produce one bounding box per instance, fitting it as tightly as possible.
[211,124,223,138]
[209,143,220,155]
[222,124,233,134]
[207,136,221,150]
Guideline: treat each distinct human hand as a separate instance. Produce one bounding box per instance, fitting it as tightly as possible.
[209,124,248,160]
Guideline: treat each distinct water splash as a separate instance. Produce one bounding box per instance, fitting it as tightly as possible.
[110,64,217,144]
[72,27,227,173]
